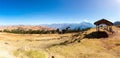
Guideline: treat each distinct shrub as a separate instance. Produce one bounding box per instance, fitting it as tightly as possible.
[3,29,10,32]
[3,27,91,34]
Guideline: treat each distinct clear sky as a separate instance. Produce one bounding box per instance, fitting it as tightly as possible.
[0,0,120,25]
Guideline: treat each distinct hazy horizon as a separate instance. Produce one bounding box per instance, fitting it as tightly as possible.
[0,0,120,25]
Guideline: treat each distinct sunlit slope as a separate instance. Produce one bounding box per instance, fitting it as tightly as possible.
[48,26,120,58]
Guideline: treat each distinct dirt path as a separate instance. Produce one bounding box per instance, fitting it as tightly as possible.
[0,49,15,58]
[0,40,16,58]
[100,27,120,50]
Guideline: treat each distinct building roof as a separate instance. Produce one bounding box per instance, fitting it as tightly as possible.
[94,19,113,26]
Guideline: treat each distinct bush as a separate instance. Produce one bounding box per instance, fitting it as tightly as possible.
[0,30,2,32]
[3,29,10,32]
[3,28,91,34]
[3,28,52,34]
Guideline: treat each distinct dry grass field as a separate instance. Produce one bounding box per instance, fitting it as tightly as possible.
[0,32,72,58]
[0,26,120,58]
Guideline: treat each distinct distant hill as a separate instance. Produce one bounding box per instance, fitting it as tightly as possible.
[0,22,94,31]
[114,21,120,26]
[0,25,54,31]
[41,22,95,30]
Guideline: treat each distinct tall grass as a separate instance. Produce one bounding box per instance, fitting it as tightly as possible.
[14,50,46,58]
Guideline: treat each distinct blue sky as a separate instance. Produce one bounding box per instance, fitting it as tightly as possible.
[0,0,120,25]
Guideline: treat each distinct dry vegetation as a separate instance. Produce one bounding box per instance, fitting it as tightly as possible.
[48,26,120,58]
[0,32,72,58]
[0,26,119,58]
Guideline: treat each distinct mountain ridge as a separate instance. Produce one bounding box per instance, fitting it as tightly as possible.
[41,22,95,30]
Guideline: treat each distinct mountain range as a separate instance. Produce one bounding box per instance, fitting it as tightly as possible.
[41,22,95,30]
[114,21,120,26]
[41,21,120,30]
[0,21,119,31]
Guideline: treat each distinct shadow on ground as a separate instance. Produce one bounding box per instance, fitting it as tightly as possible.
[84,31,109,39]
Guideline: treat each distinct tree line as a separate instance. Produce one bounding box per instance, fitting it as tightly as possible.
[1,27,91,34]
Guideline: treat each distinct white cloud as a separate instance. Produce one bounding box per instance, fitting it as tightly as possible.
[83,20,89,22]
